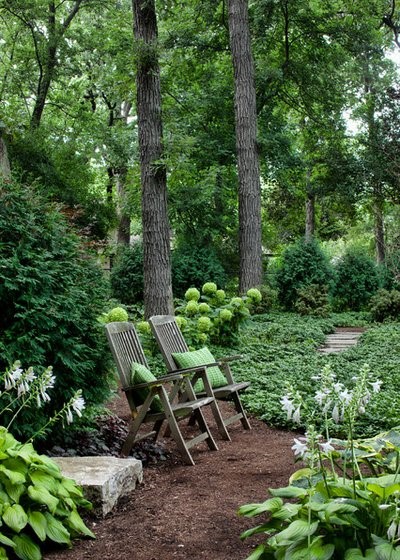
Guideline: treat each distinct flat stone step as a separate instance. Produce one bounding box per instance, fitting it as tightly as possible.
[318,330,363,354]
[53,456,143,516]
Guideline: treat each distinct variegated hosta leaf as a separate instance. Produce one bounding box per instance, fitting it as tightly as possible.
[2,504,28,533]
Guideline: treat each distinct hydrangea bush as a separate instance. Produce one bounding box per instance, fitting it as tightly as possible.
[238,364,400,559]
[174,282,262,347]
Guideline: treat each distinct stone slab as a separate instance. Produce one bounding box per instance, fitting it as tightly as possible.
[53,456,143,516]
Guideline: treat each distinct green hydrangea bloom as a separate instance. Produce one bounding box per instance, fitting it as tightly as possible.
[175,316,187,330]
[230,297,244,308]
[185,288,201,302]
[136,321,151,335]
[215,289,226,303]
[198,302,211,314]
[198,333,208,344]
[107,307,129,322]
[185,300,199,315]
[219,308,233,322]
[247,288,262,303]
[202,282,217,295]
[197,316,212,332]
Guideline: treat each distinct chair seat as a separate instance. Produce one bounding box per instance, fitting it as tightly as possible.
[172,396,215,413]
[198,381,250,399]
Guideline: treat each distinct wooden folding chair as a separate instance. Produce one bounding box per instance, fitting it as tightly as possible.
[148,315,251,441]
[105,321,218,466]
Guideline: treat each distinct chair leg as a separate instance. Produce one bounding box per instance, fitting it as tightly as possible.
[192,408,218,451]
[232,391,251,430]
[210,399,231,441]
[163,408,195,466]
[121,408,148,457]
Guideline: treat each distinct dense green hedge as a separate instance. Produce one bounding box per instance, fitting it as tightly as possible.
[0,178,112,440]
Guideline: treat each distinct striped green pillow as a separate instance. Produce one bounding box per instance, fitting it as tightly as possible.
[130,363,163,412]
[172,347,227,393]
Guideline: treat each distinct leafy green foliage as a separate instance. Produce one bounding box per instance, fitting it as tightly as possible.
[171,246,227,297]
[0,179,112,440]
[0,427,94,559]
[294,284,331,317]
[369,289,400,322]
[110,244,144,305]
[275,238,334,310]
[332,248,380,311]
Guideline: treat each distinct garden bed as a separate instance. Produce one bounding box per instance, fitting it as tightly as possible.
[45,396,299,560]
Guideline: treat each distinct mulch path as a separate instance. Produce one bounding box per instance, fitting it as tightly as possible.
[45,391,300,560]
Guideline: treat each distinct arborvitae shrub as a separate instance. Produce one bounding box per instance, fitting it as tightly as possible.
[0,178,112,440]
[332,249,379,311]
[275,238,333,310]
[172,246,227,297]
[110,243,144,304]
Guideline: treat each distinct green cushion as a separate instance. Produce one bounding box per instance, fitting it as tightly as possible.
[130,363,163,412]
[172,347,227,393]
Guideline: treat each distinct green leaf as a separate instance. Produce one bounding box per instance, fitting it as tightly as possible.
[2,504,28,533]
[275,519,319,544]
[31,457,61,479]
[245,544,267,560]
[28,511,47,542]
[7,444,35,463]
[270,486,308,499]
[59,478,83,498]
[345,549,378,559]
[12,533,41,560]
[375,543,400,560]
[3,480,25,504]
[27,486,59,513]
[66,510,95,538]
[0,466,25,485]
[0,546,9,560]
[289,468,314,483]
[43,512,71,545]
[28,472,58,495]
[238,497,283,517]
[0,531,16,548]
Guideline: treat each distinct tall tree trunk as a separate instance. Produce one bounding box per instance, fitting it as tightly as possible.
[373,193,385,264]
[0,136,11,179]
[133,0,173,318]
[305,168,315,241]
[228,0,263,293]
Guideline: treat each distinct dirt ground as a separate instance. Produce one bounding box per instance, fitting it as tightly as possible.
[45,394,300,560]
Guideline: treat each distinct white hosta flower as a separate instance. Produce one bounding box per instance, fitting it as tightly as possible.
[71,395,85,417]
[65,408,74,424]
[333,382,344,394]
[319,440,335,454]
[292,438,308,458]
[339,388,352,406]
[315,390,330,406]
[370,380,382,393]
[4,366,23,390]
[332,404,340,424]
[387,520,400,541]
[280,395,295,420]
[292,406,301,424]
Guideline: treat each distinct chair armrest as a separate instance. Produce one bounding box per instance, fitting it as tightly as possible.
[122,372,184,391]
[166,363,220,376]
[217,354,243,363]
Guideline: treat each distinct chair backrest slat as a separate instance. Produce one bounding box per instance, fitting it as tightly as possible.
[105,322,148,389]
[149,315,189,371]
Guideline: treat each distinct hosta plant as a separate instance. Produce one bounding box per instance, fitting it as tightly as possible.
[238,364,400,559]
[0,427,94,560]
[0,362,94,559]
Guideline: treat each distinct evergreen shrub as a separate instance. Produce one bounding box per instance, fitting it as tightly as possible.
[275,238,333,310]
[171,246,227,297]
[332,248,379,311]
[0,179,112,440]
[110,243,144,304]
[294,284,331,317]
[369,288,400,322]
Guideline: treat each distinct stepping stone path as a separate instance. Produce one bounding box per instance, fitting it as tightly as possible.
[318,329,364,354]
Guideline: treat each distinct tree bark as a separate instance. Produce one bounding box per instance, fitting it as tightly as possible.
[228,0,263,292]
[305,168,315,241]
[373,193,385,264]
[133,0,173,318]
[0,136,11,179]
